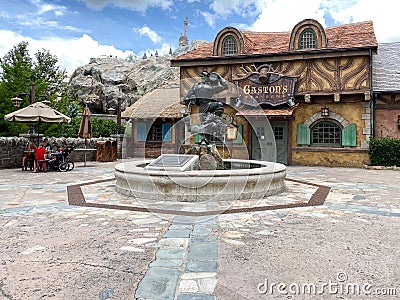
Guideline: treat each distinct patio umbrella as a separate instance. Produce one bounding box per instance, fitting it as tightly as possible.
[78,105,92,166]
[4,101,71,143]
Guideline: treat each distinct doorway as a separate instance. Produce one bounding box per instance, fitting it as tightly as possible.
[251,120,288,164]
[271,121,288,164]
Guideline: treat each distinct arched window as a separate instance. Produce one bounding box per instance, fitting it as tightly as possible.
[311,120,341,146]
[222,35,237,55]
[299,28,317,49]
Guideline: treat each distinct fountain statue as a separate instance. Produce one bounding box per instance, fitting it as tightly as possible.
[114,71,287,203]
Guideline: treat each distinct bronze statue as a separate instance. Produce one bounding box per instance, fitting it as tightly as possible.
[183,70,229,143]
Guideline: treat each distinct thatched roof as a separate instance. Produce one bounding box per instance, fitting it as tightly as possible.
[122,85,185,119]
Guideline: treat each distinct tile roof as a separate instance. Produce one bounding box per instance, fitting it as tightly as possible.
[173,21,377,61]
[372,42,400,92]
[122,85,185,119]
[236,107,296,117]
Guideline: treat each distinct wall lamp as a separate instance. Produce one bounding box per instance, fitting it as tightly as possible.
[398,115,400,129]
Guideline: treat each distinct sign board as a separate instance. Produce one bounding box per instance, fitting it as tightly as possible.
[145,154,199,171]
[234,64,298,107]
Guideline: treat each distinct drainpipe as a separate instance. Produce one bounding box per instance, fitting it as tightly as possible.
[369,48,375,138]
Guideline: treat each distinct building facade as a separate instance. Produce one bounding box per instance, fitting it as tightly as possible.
[372,42,400,139]
[171,19,378,167]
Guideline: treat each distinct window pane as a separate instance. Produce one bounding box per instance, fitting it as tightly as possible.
[274,127,284,140]
[222,36,237,55]
[148,124,162,141]
[299,29,317,49]
[162,123,172,142]
[311,121,341,146]
[137,123,147,142]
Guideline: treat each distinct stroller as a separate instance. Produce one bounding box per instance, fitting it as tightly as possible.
[49,146,75,172]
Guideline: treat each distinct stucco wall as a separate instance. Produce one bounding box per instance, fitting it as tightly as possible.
[292,148,370,167]
[292,101,368,147]
[375,109,400,138]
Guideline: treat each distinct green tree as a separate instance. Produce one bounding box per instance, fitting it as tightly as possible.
[0,41,68,136]
[0,41,33,136]
[33,48,67,100]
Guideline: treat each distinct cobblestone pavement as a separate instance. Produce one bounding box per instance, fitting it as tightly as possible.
[0,161,399,299]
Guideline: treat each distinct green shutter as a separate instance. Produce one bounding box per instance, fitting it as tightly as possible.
[233,124,243,144]
[137,123,146,142]
[194,133,202,143]
[297,123,310,145]
[342,124,356,147]
[162,123,172,142]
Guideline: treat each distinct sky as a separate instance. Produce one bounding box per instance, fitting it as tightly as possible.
[0,0,399,75]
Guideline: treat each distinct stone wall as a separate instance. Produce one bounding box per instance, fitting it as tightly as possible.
[0,137,116,169]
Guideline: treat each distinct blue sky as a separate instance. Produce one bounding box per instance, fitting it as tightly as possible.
[0,0,398,74]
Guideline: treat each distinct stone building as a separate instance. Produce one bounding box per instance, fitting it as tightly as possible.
[122,83,185,158]
[372,42,400,138]
[171,19,378,167]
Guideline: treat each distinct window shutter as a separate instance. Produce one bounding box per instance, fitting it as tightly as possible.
[162,123,172,142]
[297,124,310,145]
[137,123,147,142]
[233,124,243,144]
[342,124,356,147]
[194,133,202,143]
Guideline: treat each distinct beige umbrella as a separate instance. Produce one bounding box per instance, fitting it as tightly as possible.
[78,105,92,139]
[78,105,92,166]
[4,101,71,123]
[4,101,71,143]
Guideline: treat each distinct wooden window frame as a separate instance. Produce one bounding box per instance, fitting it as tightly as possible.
[298,28,317,49]
[222,35,238,55]
[311,120,342,146]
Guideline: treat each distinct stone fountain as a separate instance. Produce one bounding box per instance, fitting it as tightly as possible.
[114,71,286,203]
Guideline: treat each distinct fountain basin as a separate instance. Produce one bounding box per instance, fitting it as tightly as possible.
[115,159,286,202]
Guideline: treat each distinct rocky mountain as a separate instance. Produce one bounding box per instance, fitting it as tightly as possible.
[67,40,207,115]
[68,55,180,114]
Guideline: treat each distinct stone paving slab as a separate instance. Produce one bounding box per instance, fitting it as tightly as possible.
[1,162,400,299]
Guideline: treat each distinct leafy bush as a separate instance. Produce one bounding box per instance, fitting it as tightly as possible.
[48,117,119,138]
[369,137,400,166]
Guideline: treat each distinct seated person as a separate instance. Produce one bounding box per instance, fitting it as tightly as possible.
[32,141,47,173]
[43,138,54,160]
[48,146,63,169]
[22,142,35,171]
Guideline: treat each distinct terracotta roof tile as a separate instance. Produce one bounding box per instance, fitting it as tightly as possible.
[236,107,296,117]
[173,21,377,61]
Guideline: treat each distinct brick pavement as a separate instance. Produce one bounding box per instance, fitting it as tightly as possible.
[0,161,399,299]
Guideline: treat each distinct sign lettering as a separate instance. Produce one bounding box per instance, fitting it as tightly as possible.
[235,74,297,107]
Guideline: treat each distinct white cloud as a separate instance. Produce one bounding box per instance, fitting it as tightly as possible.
[250,0,326,32]
[200,11,216,28]
[134,26,163,44]
[32,0,67,16]
[323,0,400,42]
[0,30,134,75]
[81,0,173,12]
[210,0,264,17]
[140,43,173,57]
[198,0,265,26]
[249,0,400,42]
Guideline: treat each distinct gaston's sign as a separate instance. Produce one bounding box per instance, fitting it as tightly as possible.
[234,66,298,107]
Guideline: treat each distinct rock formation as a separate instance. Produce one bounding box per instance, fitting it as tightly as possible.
[68,39,207,114]
[68,55,180,114]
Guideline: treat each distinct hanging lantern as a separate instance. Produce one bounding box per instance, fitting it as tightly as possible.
[11,96,23,107]
[226,123,238,141]
[321,106,329,117]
